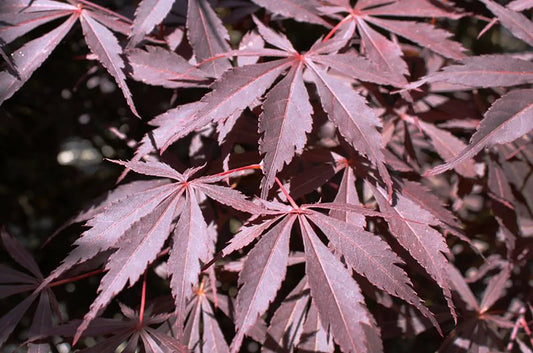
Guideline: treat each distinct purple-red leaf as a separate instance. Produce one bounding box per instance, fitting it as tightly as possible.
[201,300,230,353]
[480,0,533,46]
[259,63,313,197]
[1,228,42,279]
[508,0,533,10]
[297,301,334,353]
[187,0,231,77]
[362,0,463,19]
[329,167,365,227]
[0,14,77,105]
[307,211,441,333]
[417,120,478,178]
[193,182,266,215]
[307,61,393,198]
[411,55,533,89]
[252,16,296,53]
[479,264,512,313]
[74,195,180,343]
[168,190,211,331]
[0,9,73,45]
[251,0,330,27]
[217,217,283,260]
[42,181,177,289]
[262,279,309,353]
[197,59,292,126]
[427,89,533,176]
[127,46,207,88]
[80,11,139,118]
[309,52,405,87]
[370,183,456,322]
[0,294,38,346]
[355,19,409,85]
[111,159,184,181]
[27,291,53,353]
[129,0,176,47]
[299,216,383,353]
[367,18,466,60]
[231,215,295,352]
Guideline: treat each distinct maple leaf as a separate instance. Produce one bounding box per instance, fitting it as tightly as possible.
[0,0,140,116]
[183,277,231,353]
[80,10,140,117]
[4,1,533,352]
[250,0,331,27]
[0,229,57,349]
[262,278,310,352]
[441,262,515,352]
[480,0,533,47]
[186,0,232,77]
[408,55,533,176]
[35,160,264,343]
[127,45,209,88]
[206,178,444,352]
[0,2,79,105]
[128,0,176,48]
[133,17,394,198]
[318,0,466,85]
[41,303,186,353]
[368,182,456,323]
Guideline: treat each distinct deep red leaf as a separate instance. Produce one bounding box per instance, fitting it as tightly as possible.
[480,0,533,46]
[259,63,313,197]
[0,14,77,105]
[231,215,295,352]
[307,61,393,198]
[297,301,334,353]
[299,216,383,353]
[251,0,330,27]
[329,167,366,227]
[417,119,478,178]
[262,279,309,353]
[127,46,207,88]
[42,182,179,288]
[200,300,230,353]
[197,59,292,127]
[411,55,533,89]
[129,0,175,47]
[366,18,465,60]
[355,19,409,85]
[307,211,441,333]
[370,183,456,322]
[80,11,140,117]
[1,228,42,279]
[186,0,231,77]
[74,194,180,343]
[168,190,211,331]
[479,264,512,312]
[427,89,533,176]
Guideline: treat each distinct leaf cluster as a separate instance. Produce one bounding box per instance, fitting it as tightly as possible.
[1,0,533,352]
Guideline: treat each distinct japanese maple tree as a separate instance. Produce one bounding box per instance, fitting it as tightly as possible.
[1,0,532,352]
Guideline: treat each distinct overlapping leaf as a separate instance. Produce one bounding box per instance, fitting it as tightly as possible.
[127,46,208,88]
[427,89,533,176]
[0,230,56,347]
[369,183,456,321]
[33,160,262,342]
[0,1,141,116]
[186,0,232,77]
[206,183,444,352]
[128,0,176,47]
[136,19,393,197]
[317,0,466,85]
